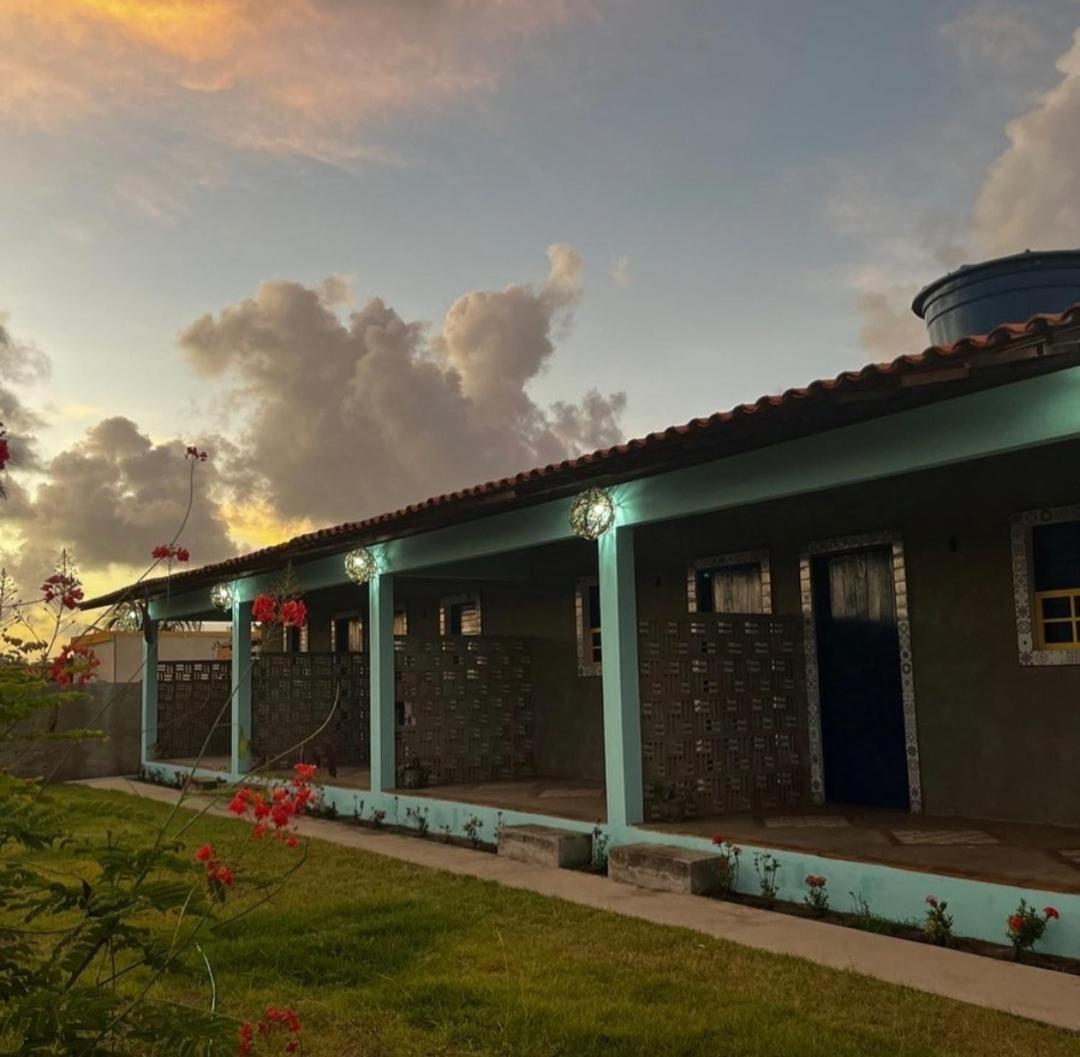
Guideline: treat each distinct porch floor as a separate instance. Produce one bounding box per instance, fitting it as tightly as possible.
[648,804,1080,894]
[403,777,607,824]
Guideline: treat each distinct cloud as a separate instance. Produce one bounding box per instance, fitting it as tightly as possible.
[0,1,583,162]
[179,244,626,525]
[940,2,1057,85]
[971,29,1080,256]
[610,256,631,287]
[0,315,50,476]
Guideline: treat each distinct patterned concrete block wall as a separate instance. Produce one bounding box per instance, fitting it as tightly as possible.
[251,653,369,770]
[396,636,535,784]
[638,614,808,820]
[155,660,231,759]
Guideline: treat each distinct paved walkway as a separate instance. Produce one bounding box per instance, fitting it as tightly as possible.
[79,776,1080,1033]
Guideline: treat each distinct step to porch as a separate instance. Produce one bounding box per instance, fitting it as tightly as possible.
[608,843,726,895]
[497,824,592,868]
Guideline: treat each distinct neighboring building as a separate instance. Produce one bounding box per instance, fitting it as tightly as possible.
[81,250,1080,954]
[71,629,230,683]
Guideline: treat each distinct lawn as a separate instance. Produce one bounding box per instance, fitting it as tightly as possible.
[13,785,1080,1057]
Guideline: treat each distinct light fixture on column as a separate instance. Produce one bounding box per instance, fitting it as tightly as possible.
[210,582,234,611]
[344,546,378,585]
[569,486,616,541]
[113,600,143,632]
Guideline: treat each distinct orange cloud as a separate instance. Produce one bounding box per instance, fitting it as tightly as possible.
[0,0,584,159]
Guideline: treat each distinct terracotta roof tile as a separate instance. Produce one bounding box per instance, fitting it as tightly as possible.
[81,303,1080,609]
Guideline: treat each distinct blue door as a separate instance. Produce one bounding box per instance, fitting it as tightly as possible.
[811,547,908,810]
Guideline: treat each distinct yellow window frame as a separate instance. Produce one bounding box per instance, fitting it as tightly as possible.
[1033,587,1080,650]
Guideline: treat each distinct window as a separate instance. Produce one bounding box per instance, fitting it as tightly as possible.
[1032,521,1080,650]
[284,624,308,653]
[439,594,481,636]
[393,607,409,636]
[330,614,363,653]
[575,578,602,676]
[687,551,771,614]
[1011,506,1080,664]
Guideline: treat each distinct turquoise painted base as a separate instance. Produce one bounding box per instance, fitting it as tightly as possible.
[140,761,1078,960]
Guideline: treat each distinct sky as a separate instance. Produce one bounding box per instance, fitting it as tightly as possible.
[2,0,1080,603]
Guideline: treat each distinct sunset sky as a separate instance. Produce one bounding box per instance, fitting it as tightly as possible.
[2,0,1080,601]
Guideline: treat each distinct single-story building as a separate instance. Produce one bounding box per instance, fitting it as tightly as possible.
[82,250,1080,953]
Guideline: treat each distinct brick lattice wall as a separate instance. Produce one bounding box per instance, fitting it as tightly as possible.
[396,636,535,784]
[155,660,231,759]
[251,653,369,770]
[638,615,808,820]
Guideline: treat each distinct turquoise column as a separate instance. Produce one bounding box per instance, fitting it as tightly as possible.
[230,597,252,776]
[598,524,644,828]
[369,571,396,792]
[141,618,158,767]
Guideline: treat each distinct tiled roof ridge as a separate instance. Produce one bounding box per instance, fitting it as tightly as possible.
[81,301,1080,606]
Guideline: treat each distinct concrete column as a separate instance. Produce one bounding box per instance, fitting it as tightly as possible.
[141,617,158,767]
[598,524,644,828]
[369,571,396,792]
[230,596,252,776]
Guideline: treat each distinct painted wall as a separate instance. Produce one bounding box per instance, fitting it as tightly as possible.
[635,437,1080,827]
[295,539,606,782]
[76,630,227,683]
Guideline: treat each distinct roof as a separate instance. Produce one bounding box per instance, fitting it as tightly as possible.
[81,302,1080,610]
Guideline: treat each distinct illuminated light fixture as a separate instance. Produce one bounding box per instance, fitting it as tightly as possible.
[344,546,378,585]
[113,601,142,632]
[210,582,234,611]
[569,486,616,541]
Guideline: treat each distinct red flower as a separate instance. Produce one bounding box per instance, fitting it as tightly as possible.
[926,895,939,908]
[1045,906,1060,920]
[0,435,9,472]
[151,545,171,560]
[731,846,742,857]
[49,643,100,687]
[293,762,317,782]
[213,865,235,887]
[185,445,208,462]
[252,594,277,624]
[1008,914,1024,934]
[175,547,190,562]
[280,599,307,628]
[195,843,214,862]
[711,835,725,846]
[228,794,249,816]
[285,834,299,849]
[805,875,826,888]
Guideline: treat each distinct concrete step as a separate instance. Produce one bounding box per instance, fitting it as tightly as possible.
[498,824,592,868]
[609,842,726,895]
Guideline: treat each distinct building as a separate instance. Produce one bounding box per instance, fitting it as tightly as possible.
[71,628,230,684]
[83,250,1080,954]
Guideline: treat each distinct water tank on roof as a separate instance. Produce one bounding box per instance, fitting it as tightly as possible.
[911,249,1080,347]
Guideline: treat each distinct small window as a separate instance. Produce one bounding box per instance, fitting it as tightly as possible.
[687,551,771,614]
[1032,521,1080,650]
[330,614,363,653]
[284,625,308,653]
[393,607,408,636]
[439,594,481,636]
[575,578,602,675]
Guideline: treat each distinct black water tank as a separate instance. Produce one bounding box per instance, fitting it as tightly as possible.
[912,249,1080,347]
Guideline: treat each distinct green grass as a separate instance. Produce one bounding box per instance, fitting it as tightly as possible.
[15,785,1080,1057]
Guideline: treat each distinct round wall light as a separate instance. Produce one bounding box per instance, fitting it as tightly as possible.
[344,546,378,585]
[569,486,616,541]
[210,582,234,611]
[113,601,143,632]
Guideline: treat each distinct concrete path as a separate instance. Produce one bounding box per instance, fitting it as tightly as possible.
[78,776,1080,1033]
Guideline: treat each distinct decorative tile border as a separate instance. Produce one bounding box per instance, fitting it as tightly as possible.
[1011,504,1080,666]
[686,549,773,613]
[799,531,922,814]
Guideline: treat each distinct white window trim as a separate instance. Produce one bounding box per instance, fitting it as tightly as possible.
[438,592,482,636]
[575,577,602,677]
[1011,503,1080,666]
[686,549,772,614]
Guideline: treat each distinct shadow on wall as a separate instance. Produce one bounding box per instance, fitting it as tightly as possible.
[1,682,141,782]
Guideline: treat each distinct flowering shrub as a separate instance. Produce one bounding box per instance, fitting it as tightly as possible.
[227,763,317,846]
[710,835,742,896]
[1007,900,1059,959]
[923,896,954,946]
[804,874,829,915]
[239,1006,304,1055]
[48,641,101,687]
